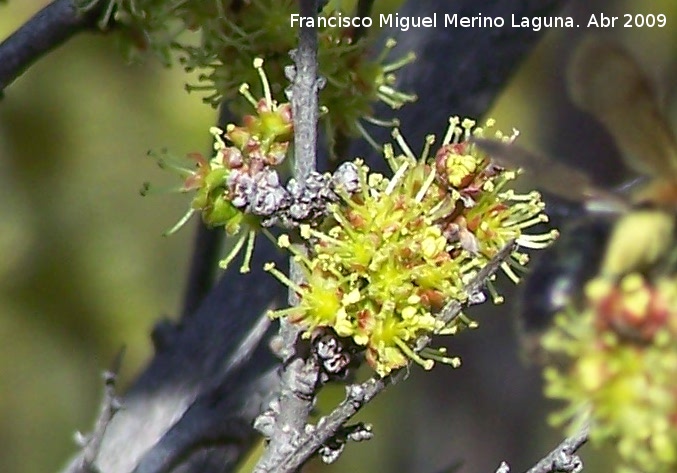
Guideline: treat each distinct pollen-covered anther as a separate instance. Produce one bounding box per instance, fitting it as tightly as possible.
[277,234,291,248]
[421,347,462,368]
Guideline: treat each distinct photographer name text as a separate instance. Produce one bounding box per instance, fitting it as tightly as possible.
[290,12,667,32]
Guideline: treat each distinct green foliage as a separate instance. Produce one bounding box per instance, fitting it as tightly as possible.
[80,0,415,147]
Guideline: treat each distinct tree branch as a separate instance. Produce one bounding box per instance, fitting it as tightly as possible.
[352,0,375,42]
[351,0,569,158]
[261,242,517,473]
[288,0,320,183]
[525,424,588,473]
[67,349,124,473]
[0,0,105,93]
[62,240,287,473]
[55,2,570,472]
[179,223,223,318]
[252,2,322,472]
[496,422,589,473]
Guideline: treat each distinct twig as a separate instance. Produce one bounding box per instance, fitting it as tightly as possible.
[525,424,589,473]
[0,0,106,93]
[252,1,322,472]
[279,0,323,352]
[288,0,320,183]
[52,1,571,471]
[261,241,517,473]
[69,349,125,473]
[496,423,589,473]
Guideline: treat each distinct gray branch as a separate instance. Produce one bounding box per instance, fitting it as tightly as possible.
[50,1,570,472]
[525,424,589,473]
[257,242,517,473]
[0,0,106,93]
[252,1,323,472]
[68,349,124,473]
[497,423,589,473]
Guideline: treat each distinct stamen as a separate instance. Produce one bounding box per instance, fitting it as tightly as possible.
[219,230,249,270]
[461,118,476,140]
[363,115,400,127]
[163,208,195,236]
[487,279,505,303]
[394,338,435,370]
[505,214,549,230]
[238,83,258,108]
[517,232,559,249]
[263,262,304,294]
[419,134,436,164]
[239,229,256,273]
[354,120,382,152]
[386,161,410,195]
[376,38,397,63]
[442,116,461,145]
[253,57,273,107]
[382,51,416,73]
[421,348,462,367]
[392,128,416,160]
[500,261,521,284]
[415,167,437,203]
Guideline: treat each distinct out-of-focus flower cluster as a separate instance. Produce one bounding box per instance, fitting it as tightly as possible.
[267,117,557,376]
[80,0,416,148]
[543,272,677,473]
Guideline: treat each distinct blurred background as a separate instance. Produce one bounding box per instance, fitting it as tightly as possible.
[1,1,676,473]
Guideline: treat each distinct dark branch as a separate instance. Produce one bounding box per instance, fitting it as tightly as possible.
[351,0,569,158]
[179,224,223,318]
[0,0,105,93]
[56,1,570,472]
[353,0,375,42]
[62,240,287,473]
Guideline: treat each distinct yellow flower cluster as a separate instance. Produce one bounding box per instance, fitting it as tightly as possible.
[543,273,677,473]
[268,117,557,376]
